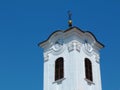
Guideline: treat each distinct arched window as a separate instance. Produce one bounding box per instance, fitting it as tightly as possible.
[55,57,64,81]
[85,58,93,81]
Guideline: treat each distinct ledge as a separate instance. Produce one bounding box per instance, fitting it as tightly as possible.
[84,78,95,85]
[53,78,66,84]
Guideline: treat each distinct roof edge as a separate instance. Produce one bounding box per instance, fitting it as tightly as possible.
[38,26,104,48]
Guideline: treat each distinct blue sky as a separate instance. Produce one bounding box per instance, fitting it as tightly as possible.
[0,0,120,90]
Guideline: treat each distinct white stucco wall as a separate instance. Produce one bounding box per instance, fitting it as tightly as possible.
[40,27,103,90]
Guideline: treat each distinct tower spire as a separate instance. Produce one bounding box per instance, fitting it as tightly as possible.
[68,10,72,27]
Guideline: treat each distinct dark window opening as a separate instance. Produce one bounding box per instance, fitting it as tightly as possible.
[85,58,93,81]
[55,57,64,81]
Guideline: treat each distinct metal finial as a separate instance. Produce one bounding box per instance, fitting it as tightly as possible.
[68,10,72,27]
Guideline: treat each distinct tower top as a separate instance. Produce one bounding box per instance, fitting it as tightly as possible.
[68,11,72,27]
[39,26,104,49]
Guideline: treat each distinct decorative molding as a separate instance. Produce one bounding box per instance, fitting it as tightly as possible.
[83,43,93,56]
[68,42,74,52]
[40,27,104,51]
[84,43,93,53]
[53,78,66,84]
[52,38,64,51]
[51,44,65,55]
[44,53,49,61]
[76,43,81,52]
[95,54,100,63]
[92,52,100,63]
[53,44,63,52]
[68,41,81,52]
[84,78,95,85]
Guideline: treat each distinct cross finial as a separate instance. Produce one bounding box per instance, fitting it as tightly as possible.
[68,10,72,27]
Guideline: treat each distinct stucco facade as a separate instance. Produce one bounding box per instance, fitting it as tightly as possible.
[39,27,104,90]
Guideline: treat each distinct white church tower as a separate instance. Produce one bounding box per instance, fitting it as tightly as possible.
[39,18,104,90]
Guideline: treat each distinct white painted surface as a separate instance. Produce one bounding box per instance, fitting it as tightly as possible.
[40,27,103,90]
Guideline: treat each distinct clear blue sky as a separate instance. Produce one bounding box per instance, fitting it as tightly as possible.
[0,0,120,90]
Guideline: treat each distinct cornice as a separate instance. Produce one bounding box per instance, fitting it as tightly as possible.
[39,26,104,50]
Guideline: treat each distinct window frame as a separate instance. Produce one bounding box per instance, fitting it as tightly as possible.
[85,58,93,82]
[55,57,64,81]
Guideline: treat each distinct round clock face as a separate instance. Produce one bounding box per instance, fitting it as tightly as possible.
[54,38,64,50]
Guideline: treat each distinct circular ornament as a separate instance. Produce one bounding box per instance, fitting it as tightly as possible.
[53,38,64,51]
